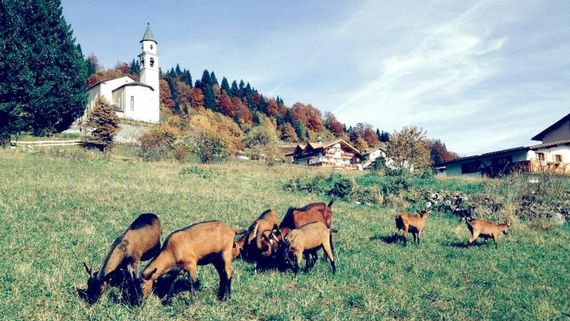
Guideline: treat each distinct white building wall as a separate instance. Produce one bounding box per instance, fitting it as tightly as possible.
[120,86,159,123]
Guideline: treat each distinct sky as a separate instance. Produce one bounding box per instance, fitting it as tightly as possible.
[62,0,570,155]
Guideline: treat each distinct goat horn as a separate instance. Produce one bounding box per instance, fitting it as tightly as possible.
[83,262,92,275]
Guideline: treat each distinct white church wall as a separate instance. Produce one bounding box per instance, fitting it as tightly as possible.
[121,86,159,123]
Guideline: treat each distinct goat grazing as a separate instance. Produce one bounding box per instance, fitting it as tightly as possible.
[80,213,161,304]
[278,199,334,237]
[232,210,279,260]
[281,221,335,274]
[140,220,245,303]
[466,219,509,249]
[394,210,430,245]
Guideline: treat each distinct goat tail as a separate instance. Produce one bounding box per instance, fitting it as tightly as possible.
[328,198,335,208]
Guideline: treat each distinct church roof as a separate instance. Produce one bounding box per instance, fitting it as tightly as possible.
[141,23,157,43]
[112,82,155,92]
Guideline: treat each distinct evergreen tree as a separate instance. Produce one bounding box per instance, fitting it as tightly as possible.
[0,0,88,145]
[210,71,218,86]
[258,95,268,114]
[252,111,261,125]
[181,69,192,87]
[221,77,230,93]
[175,63,182,76]
[230,80,239,97]
[201,70,216,110]
[294,120,307,142]
[238,80,246,98]
[129,59,140,75]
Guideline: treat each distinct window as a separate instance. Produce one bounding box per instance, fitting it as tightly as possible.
[150,44,153,50]
[554,154,562,163]
[461,161,480,174]
[150,58,155,67]
[140,57,144,67]
[130,96,134,111]
[537,153,545,161]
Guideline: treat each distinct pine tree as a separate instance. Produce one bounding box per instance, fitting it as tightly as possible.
[201,70,216,110]
[221,77,230,93]
[181,69,192,87]
[0,0,88,145]
[230,80,239,97]
[210,71,219,86]
[294,120,307,142]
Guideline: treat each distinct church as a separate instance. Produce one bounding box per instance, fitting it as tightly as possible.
[85,24,160,123]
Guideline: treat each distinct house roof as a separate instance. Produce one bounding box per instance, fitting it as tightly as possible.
[532,112,570,141]
[141,23,157,43]
[112,82,154,92]
[437,139,570,166]
[286,139,360,156]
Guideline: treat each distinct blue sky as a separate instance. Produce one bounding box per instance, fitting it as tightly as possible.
[62,0,570,155]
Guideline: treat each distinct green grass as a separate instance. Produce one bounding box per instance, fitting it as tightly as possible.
[0,149,569,320]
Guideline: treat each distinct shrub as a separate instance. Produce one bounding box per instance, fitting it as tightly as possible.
[138,123,180,161]
[190,129,229,163]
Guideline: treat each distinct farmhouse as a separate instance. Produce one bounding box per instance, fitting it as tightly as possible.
[85,24,160,123]
[439,112,570,176]
[287,139,362,169]
[361,144,387,169]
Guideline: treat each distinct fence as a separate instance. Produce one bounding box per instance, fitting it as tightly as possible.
[13,140,83,147]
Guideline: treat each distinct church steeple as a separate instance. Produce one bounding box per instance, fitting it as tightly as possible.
[138,23,159,91]
[141,23,156,43]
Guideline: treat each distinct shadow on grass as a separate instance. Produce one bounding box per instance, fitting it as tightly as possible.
[153,274,202,303]
[369,234,404,245]
[444,240,489,248]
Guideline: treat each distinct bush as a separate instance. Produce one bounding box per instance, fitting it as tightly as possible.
[138,123,179,161]
[191,129,229,163]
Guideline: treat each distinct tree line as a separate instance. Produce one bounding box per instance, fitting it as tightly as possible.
[0,0,458,166]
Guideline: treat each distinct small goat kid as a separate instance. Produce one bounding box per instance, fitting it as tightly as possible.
[282,221,335,275]
[80,213,161,304]
[466,219,509,249]
[394,210,430,245]
[140,220,245,303]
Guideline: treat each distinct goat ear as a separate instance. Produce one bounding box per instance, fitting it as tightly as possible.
[247,222,259,244]
[83,262,92,276]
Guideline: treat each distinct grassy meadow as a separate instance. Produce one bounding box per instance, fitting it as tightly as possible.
[0,148,569,321]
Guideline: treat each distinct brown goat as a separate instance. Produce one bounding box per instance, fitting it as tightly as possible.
[278,199,334,237]
[232,210,279,260]
[394,210,430,245]
[140,220,245,303]
[80,213,161,304]
[281,221,335,274]
[466,219,509,249]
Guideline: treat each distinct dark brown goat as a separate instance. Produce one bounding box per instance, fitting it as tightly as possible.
[278,199,334,237]
[140,220,245,303]
[80,213,161,304]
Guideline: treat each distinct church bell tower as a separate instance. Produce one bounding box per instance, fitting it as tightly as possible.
[139,23,159,92]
